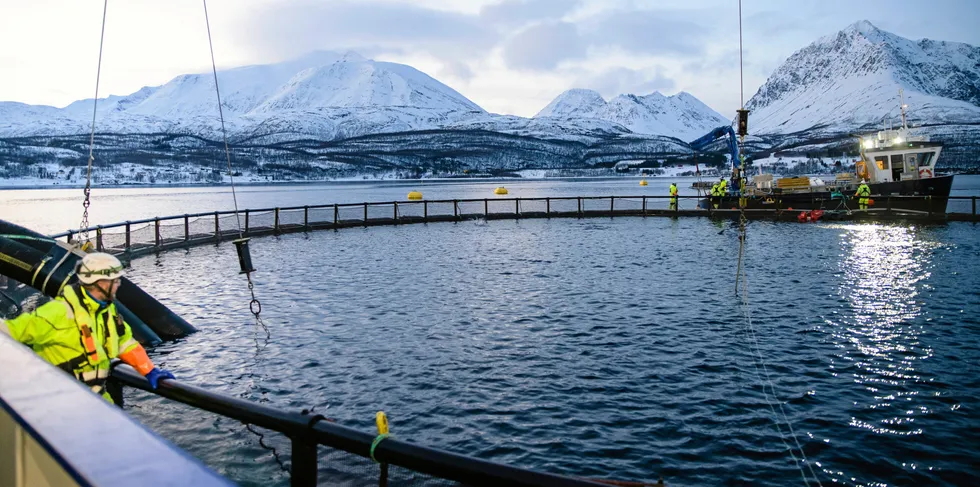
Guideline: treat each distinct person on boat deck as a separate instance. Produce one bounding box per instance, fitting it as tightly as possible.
[709,181,721,209]
[669,182,678,210]
[718,176,728,195]
[855,179,872,210]
[1,252,175,404]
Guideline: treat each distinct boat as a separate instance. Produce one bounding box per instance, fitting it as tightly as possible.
[701,92,953,214]
[691,181,714,190]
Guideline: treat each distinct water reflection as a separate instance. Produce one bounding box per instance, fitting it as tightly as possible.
[824,224,944,483]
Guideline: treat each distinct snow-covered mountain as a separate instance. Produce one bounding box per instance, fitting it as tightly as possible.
[534,89,730,141]
[0,51,487,141]
[747,20,980,134]
[0,50,729,143]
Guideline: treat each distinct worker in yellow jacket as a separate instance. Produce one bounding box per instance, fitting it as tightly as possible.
[855,180,871,210]
[669,182,678,210]
[1,253,174,403]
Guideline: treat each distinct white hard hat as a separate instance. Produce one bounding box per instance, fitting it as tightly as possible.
[76,252,125,284]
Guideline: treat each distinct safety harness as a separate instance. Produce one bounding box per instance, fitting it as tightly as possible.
[53,284,125,394]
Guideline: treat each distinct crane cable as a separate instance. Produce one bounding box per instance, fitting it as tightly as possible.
[733,1,821,485]
[77,0,109,248]
[202,0,263,324]
[202,0,290,472]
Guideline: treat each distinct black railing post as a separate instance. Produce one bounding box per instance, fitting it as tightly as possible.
[96,226,104,251]
[184,215,189,242]
[515,198,520,216]
[125,222,131,252]
[973,196,976,217]
[424,201,428,222]
[546,197,550,216]
[304,206,310,231]
[393,202,399,224]
[454,200,459,221]
[214,212,220,242]
[610,197,614,213]
[245,209,250,235]
[643,196,647,216]
[364,203,368,225]
[577,197,582,217]
[484,198,488,217]
[275,208,281,234]
[154,219,161,248]
[334,204,339,227]
[66,230,74,245]
[290,438,318,487]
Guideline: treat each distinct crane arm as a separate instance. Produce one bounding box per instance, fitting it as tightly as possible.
[688,125,740,172]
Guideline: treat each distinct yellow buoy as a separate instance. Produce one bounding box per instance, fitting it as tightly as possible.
[494,187,508,195]
[639,179,648,186]
[407,191,423,200]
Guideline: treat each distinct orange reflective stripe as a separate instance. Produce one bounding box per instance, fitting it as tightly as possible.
[119,344,155,376]
[80,325,98,357]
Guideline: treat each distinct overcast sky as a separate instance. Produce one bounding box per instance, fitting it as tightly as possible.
[2,0,978,118]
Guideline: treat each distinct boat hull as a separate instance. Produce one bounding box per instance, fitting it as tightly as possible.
[700,175,954,213]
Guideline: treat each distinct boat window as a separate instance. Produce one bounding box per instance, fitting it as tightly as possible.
[891,154,904,179]
[916,151,935,167]
[875,156,888,170]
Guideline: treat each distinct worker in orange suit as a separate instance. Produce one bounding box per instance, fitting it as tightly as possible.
[1,253,174,403]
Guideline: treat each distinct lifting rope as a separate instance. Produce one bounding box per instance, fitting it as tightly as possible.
[202,1,298,473]
[732,2,821,485]
[77,0,109,249]
[202,0,263,325]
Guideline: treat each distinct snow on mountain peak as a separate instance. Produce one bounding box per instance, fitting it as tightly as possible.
[534,89,606,118]
[535,89,728,140]
[1,51,487,140]
[844,20,880,37]
[747,21,980,134]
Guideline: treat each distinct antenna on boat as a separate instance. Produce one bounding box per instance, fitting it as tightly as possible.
[899,88,909,131]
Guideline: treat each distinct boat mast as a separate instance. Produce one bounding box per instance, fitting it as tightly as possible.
[899,88,908,130]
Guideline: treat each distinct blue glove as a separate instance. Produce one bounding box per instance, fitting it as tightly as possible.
[146,368,175,389]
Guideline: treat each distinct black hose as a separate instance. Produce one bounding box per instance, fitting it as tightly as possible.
[0,234,167,345]
[0,219,195,341]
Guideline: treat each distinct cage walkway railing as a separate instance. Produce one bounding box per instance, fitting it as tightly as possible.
[110,364,615,487]
[49,195,979,258]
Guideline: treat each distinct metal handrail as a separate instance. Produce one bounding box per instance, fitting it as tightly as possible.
[48,194,979,240]
[110,365,607,487]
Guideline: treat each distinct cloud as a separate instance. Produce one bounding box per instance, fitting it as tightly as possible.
[501,21,587,70]
[575,66,676,98]
[438,59,475,81]
[580,9,710,57]
[480,0,582,28]
[234,1,498,61]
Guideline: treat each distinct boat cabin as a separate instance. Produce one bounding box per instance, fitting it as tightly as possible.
[856,128,942,184]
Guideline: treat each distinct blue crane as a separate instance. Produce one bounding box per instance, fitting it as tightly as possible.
[688,125,740,174]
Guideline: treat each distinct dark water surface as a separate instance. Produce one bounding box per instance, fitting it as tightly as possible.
[121,216,979,487]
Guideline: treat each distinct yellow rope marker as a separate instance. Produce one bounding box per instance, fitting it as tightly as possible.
[371,411,390,464]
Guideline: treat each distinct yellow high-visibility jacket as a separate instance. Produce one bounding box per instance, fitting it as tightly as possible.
[2,285,142,401]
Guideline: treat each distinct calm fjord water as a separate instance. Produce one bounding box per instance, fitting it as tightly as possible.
[119,216,978,487]
[3,178,978,486]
